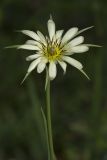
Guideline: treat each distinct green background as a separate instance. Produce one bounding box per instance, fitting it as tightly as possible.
[0,0,107,159]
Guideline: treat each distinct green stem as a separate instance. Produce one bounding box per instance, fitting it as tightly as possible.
[46,70,56,160]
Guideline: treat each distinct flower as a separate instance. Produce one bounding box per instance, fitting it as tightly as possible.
[15,16,100,82]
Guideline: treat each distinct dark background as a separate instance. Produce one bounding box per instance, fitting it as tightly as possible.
[0,0,107,159]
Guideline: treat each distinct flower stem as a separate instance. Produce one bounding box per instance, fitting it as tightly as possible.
[46,70,56,160]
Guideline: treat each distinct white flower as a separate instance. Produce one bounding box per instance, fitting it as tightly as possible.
[16,16,100,82]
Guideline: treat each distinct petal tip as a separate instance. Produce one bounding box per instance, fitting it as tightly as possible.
[80,69,90,80]
[21,72,30,84]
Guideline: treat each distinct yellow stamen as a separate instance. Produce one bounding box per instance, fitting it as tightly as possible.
[44,44,62,61]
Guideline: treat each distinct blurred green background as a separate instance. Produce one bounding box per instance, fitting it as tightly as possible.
[0,0,107,159]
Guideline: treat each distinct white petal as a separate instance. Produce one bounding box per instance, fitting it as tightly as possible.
[72,45,89,53]
[68,36,84,47]
[21,30,40,41]
[17,45,40,50]
[27,57,41,73]
[37,59,47,73]
[58,60,67,74]
[61,27,78,44]
[21,58,41,84]
[49,61,57,80]
[63,52,74,56]
[26,40,42,49]
[62,56,83,70]
[37,31,47,45]
[55,30,64,42]
[52,35,56,44]
[26,40,37,45]
[25,40,37,45]
[26,54,41,61]
[47,18,55,41]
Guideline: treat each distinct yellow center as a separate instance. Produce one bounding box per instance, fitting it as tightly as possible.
[44,44,62,61]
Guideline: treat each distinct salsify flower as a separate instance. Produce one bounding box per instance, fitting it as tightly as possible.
[7,16,101,160]
[13,16,99,82]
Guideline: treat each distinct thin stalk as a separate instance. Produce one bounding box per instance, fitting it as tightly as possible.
[46,70,56,160]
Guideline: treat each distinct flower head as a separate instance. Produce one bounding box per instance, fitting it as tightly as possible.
[15,16,99,82]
